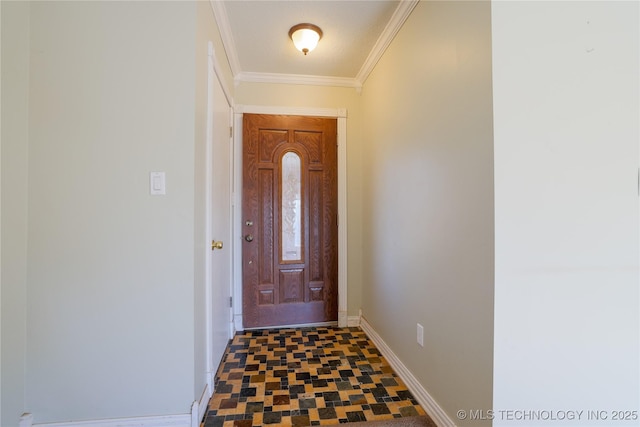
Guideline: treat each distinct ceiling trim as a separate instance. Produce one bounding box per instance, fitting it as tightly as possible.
[355,0,420,85]
[209,0,241,77]
[236,72,362,91]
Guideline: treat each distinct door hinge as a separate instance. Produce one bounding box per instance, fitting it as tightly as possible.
[230,126,233,138]
[229,296,233,307]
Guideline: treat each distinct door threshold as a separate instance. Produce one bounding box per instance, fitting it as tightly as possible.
[242,321,338,331]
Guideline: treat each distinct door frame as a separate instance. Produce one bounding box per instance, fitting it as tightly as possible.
[233,105,348,330]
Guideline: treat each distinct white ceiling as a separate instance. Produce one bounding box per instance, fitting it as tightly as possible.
[211,0,418,88]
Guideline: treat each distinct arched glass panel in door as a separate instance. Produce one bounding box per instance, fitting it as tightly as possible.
[281,151,302,261]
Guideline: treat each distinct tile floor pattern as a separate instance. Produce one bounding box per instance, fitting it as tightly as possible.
[202,327,429,427]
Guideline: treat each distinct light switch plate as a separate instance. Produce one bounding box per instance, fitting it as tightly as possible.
[150,172,166,195]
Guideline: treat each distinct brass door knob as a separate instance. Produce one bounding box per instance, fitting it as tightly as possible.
[212,240,223,250]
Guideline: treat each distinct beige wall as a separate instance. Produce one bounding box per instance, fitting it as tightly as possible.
[234,82,364,316]
[1,2,30,424]
[27,1,197,422]
[0,1,228,424]
[360,1,494,424]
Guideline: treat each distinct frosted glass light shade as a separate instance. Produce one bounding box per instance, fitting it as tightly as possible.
[289,24,323,55]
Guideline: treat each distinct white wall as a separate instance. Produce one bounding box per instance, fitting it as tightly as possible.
[1,2,30,424]
[360,1,495,425]
[492,1,639,425]
[0,1,207,424]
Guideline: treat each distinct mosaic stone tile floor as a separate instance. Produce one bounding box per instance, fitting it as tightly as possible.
[202,327,429,427]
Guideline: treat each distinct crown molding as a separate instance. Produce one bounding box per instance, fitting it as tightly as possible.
[236,72,362,91]
[209,0,241,77]
[355,0,419,85]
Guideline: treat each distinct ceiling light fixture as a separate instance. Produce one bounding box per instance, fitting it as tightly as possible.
[288,23,323,55]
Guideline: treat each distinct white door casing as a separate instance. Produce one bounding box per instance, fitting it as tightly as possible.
[205,42,234,391]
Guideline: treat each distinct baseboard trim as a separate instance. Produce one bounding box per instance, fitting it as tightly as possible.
[195,383,212,427]
[234,313,243,332]
[31,387,211,427]
[359,317,457,427]
[347,315,361,327]
[33,414,191,427]
[338,310,348,327]
[20,413,34,427]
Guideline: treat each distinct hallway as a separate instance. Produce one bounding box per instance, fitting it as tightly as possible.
[202,327,432,427]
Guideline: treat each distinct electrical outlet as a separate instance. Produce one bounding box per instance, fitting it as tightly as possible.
[417,323,424,347]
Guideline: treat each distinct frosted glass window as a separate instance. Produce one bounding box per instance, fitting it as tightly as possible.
[282,152,302,261]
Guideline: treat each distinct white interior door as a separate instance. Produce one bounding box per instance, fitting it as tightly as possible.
[209,57,232,372]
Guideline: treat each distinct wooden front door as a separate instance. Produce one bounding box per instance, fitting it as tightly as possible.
[242,114,338,328]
